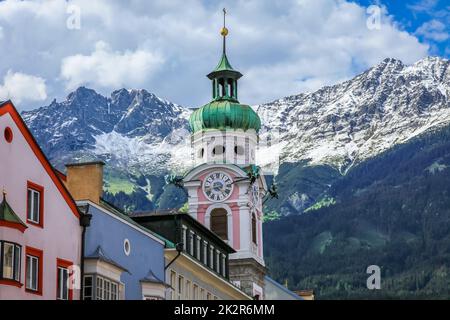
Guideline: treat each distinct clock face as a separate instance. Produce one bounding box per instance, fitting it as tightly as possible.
[203,171,233,202]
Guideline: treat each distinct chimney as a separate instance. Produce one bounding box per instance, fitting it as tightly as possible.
[65,161,105,205]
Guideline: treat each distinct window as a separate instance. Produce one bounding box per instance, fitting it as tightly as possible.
[212,145,225,155]
[178,275,184,300]
[216,250,220,273]
[189,231,194,256]
[4,127,13,143]
[196,237,201,260]
[200,288,205,300]
[198,148,204,159]
[209,246,214,269]
[83,275,93,300]
[252,213,257,244]
[111,282,118,300]
[96,276,103,300]
[101,277,118,300]
[206,292,212,300]
[27,181,44,227]
[57,267,69,300]
[25,247,43,295]
[234,145,245,155]
[182,226,187,251]
[193,284,199,300]
[57,259,73,300]
[210,208,228,240]
[221,254,227,277]
[185,280,191,300]
[123,238,131,256]
[86,275,119,300]
[0,241,21,283]
[170,270,176,300]
[203,241,208,265]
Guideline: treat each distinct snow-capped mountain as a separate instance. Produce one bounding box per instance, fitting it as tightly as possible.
[22,87,191,174]
[257,56,450,174]
[22,56,449,178]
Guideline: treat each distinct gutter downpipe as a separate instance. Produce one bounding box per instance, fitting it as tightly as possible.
[79,207,92,300]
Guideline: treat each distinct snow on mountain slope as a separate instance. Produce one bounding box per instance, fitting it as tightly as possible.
[22,56,450,178]
[257,57,450,174]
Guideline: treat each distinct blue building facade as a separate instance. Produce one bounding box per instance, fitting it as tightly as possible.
[80,200,168,300]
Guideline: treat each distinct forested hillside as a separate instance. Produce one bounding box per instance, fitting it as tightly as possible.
[264,124,450,299]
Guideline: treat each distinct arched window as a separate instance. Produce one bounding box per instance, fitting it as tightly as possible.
[252,213,257,244]
[210,208,228,240]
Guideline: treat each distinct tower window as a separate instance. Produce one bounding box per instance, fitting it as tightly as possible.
[210,208,228,240]
[252,213,257,244]
[198,148,205,158]
[212,145,225,155]
[234,145,244,155]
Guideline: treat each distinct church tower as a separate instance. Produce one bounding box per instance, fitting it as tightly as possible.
[184,9,267,299]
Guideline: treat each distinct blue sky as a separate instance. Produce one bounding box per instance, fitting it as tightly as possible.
[0,0,447,111]
[354,0,449,57]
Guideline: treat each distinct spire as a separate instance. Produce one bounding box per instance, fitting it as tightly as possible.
[221,8,228,55]
[207,9,242,100]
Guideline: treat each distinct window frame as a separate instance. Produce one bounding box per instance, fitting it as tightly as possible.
[177,275,184,300]
[83,274,119,300]
[252,213,257,245]
[170,270,177,300]
[25,246,43,295]
[26,181,44,228]
[56,258,73,300]
[0,241,22,286]
[82,275,94,300]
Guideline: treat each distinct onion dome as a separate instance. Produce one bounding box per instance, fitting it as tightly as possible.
[189,9,261,133]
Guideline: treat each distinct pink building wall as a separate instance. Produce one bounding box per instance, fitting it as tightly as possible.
[0,103,82,300]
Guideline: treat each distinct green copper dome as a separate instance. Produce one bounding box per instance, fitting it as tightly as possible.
[189,99,261,133]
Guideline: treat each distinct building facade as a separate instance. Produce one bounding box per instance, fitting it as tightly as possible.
[184,18,267,299]
[63,162,167,300]
[132,211,250,300]
[0,101,82,300]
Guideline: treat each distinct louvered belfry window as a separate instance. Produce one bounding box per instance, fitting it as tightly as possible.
[210,208,228,240]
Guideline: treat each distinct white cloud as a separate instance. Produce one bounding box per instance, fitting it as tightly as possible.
[61,41,164,90]
[0,70,47,104]
[416,20,449,42]
[0,0,431,110]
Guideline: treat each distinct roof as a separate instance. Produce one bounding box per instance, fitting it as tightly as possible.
[189,99,261,133]
[0,100,80,219]
[130,211,235,254]
[0,193,27,232]
[140,269,167,286]
[98,199,176,248]
[85,245,130,273]
[265,276,304,300]
[207,53,243,80]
